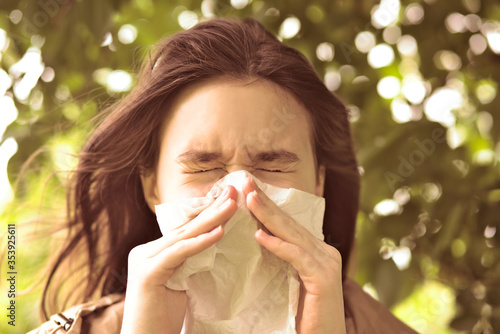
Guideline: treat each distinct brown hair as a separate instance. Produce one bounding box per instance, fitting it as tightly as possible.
[41,17,360,318]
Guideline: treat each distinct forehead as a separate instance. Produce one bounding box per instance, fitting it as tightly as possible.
[161,78,314,158]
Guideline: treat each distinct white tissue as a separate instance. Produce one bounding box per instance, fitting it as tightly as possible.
[154,170,325,333]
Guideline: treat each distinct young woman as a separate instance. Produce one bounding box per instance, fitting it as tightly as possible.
[29,17,417,333]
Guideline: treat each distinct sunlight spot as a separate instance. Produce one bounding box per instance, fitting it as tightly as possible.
[397,35,417,57]
[394,187,411,205]
[469,33,487,55]
[355,31,376,53]
[324,70,341,91]
[9,47,45,101]
[41,67,55,82]
[101,32,113,47]
[420,183,441,202]
[383,25,401,44]
[445,12,466,33]
[434,50,462,71]
[178,10,198,30]
[0,138,18,209]
[201,0,216,18]
[231,0,249,9]
[391,98,412,123]
[371,0,400,28]
[446,125,468,149]
[464,14,482,32]
[405,3,424,25]
[316,42,334,61]
[9,10,22,25]
[106,70,132,92]
[368,44,395,68]
[0,96,18,139]
[475,80,497,104]
[0,69,12,96]
[483,22,500,54]
[374,199,402,216]
[473,149,495,165]
[484,226,496,239]
[392,246,412,270]
[279,16,301,39]
[377,76,400,99]
[424,88,462,127]
[0,29,8,51]
[118,24,138,44]
[402,74,426,104]
[476,111,493,136]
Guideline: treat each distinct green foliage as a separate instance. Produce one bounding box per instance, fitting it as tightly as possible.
[1,0,499,332]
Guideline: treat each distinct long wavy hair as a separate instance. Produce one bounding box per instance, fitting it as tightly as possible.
[41,17,360,319]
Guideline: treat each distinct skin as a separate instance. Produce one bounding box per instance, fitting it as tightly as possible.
[121,77,346,333]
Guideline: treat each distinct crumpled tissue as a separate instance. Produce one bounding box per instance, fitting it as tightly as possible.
[154,170,325,333]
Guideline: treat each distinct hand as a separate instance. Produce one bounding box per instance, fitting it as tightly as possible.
[242,177,346,334]
[120,186,237,334]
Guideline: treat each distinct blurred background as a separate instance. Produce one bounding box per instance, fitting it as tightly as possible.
[0,0,499,333]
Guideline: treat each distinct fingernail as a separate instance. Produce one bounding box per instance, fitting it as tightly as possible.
[252,190,262,205]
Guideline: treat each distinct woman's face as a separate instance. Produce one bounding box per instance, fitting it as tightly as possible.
[141,78,325,207]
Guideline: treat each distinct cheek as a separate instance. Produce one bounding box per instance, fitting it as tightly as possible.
[157,172,225,201]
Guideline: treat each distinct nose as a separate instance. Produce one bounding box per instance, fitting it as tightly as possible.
[225,164,255,175]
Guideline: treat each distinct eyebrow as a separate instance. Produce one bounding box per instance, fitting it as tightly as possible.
[175,149,300,164]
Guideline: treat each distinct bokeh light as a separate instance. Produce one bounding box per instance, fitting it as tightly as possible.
[0,137,18,208]
[374,199,402,216]
[391,98,413,123]
[377,76,401,99]
[405,3,424,25]
[118,24,138,44]
[355,31,376,53]
[397,35,418,57]
[383,25,401,44]
[279,16,301,39]
[178,10,198,30]
[446,124,468,149]
[106,70,132,92]
[368,43,395,68]
[401,74,426,104]
[0,29,7,51]
[469,33,488,54]
[324,69,341,91]
[231,0,249,10]
[371,0,400,28]
[475,80,497,104]
[434,50,462,71]
[424,87,463,127]
[316,42,334,61]
[10,47,45,101]
[445,13,466,33]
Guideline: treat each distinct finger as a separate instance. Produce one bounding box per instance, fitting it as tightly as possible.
[141,187,237,258]
[255,229,319,278]
[153,225,225,269]
[177,186,237,239]
[243,177,316,250]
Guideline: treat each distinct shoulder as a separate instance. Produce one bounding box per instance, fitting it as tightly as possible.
[343,278,419,334]
[28,293,125,334]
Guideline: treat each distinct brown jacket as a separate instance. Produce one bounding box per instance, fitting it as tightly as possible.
[28,279,417,334]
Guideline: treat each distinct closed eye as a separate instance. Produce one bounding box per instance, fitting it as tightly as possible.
[191,168,223,173]
[257,169,284,173]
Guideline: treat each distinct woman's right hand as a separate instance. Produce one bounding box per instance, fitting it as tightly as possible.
[120,186,237,334]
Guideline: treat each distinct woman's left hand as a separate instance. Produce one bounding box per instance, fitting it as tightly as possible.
[243,177,346,334]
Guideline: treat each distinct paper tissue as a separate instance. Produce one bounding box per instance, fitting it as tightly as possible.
[154,170,325,333]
